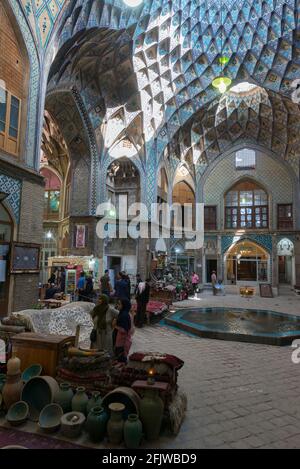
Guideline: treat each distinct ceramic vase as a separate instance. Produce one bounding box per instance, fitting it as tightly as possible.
[139,388,164,441]
[54,382,73,413]
[86,406,108,442]
[124,414,143,448]
[86,391,102,415]
[2,373,23,410]
[107,403,125,444]
[6,356,21,375]
[72,387,88,415]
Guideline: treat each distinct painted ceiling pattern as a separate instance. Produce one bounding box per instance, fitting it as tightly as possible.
[167,85,300,177]
[20,0,65,46]
[45,0,300,148]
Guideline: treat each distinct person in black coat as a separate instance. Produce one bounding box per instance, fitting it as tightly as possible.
[135,278,150,327]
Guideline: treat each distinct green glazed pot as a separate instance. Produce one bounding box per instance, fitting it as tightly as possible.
[54,383,73,413]
[86,391,102,415]
[71,387,88,416]
[86,406,108,443]
[139,388,164,441]
[124,414,143,449]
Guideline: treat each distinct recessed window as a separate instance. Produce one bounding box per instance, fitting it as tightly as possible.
[235,149,256,170]
[278,204,293,230]
[225,180,268,230]
[0,86,21,156]
[204,206,217,231]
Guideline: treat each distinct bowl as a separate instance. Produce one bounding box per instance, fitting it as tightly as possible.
[61,411,86,438]
[22,364,42,383]
[6,401,29,426]
[21,376,59,421]
[39,403,63,433]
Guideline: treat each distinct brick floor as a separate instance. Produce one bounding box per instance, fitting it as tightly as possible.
[1,292,299,449]
[131,314,300,449]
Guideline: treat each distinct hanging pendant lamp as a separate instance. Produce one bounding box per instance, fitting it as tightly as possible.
[212,4,232,93]
[123,0,143,6]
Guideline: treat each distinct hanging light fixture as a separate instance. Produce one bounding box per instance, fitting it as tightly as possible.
[123,0,143,7]
[212,2,232,94]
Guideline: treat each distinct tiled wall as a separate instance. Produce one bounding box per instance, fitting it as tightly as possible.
[203,149,294,230]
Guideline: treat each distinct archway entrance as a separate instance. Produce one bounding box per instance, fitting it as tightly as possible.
[0,202,13,315]
[277,239,295,285]
[225,240,269,285]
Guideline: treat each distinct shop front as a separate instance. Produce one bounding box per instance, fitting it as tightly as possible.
[225,240,270,285]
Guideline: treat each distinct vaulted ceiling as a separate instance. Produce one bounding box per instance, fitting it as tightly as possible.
[40,0,300,173]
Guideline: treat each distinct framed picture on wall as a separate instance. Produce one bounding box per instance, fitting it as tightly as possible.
[10,242,40,273]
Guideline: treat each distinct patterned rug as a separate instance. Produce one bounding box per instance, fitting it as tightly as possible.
[0,427,86,449]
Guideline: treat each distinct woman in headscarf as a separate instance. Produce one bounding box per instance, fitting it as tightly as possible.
[114,297,134,363]
[90,294,118,354]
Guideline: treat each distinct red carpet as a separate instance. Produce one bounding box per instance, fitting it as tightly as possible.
[0,427,86,449]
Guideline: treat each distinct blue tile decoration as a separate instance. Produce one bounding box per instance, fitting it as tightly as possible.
[0,173,22,223]
[221,234,273,254]
[10,0,40,169]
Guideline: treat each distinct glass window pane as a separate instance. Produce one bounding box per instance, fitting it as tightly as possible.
[49,191,60,213]
[9,96,20,139]
[0,88,7,132]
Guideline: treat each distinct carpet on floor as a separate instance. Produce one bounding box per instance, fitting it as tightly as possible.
[0,427,86,449]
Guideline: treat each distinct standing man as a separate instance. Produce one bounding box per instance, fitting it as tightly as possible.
[77,272,86,301]
[211,270,217,296]
[135,278,151,327]
[100,269,112,296]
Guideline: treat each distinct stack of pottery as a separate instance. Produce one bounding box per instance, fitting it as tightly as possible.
[2,356,23,410]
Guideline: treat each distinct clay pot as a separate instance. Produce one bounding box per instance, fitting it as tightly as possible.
[21,376,59,421]
[86,406,108,442]
[6,356,21,375]
[124,413,143,448]
[139,388,164,441]
[86,391,102,415]
[107,402,125,444]
[102,386,140,418]
[54,382,73,413]
[72,387,88,415]
[61,411,86,438]
[2,373,23,410]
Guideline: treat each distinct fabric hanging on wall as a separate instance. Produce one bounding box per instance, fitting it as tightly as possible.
[75,225,86,248]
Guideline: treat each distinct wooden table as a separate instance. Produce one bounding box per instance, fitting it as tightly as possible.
[11,332,75,376]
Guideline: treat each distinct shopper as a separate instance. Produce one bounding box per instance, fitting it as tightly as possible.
[100,270,112,296]
[115,273,130,300]
[114,297,133,363]
[135,278,150,327]
[191,271,200,295]
[76,272,86,301]
[90,294,118,354]
[211,270,217,296]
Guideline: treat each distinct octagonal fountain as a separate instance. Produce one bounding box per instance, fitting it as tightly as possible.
[164,308,300,346]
